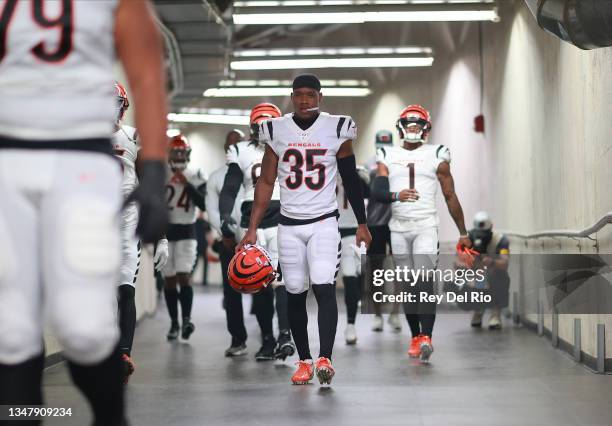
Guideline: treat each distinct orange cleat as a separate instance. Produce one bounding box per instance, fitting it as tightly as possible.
[419,336,434,363]
[408,335,423,358]
[121,354,135,384]
[315,357,335,385]
[291,360,314,385]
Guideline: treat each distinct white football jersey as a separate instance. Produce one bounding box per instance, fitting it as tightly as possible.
[261,113,357,220]
[336,176,358,229]
[0,0,118,140]
[226,140,280,202]
[205,164,244,235]
[166,167,207,225]
[112,125,139,224]
[377,144,451,225]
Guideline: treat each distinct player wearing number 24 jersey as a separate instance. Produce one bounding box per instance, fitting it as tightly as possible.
[163,135,206,342]
[373,104,471,364]
[238,74,372,386]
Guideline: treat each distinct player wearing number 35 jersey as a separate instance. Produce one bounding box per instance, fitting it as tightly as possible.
[373,104,471,364]
[238,74,372,386]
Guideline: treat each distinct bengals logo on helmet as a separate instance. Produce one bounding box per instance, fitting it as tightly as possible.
[228,245,277,294]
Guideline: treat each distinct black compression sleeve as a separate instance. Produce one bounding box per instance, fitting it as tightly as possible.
[371,176,394,203]
[185,183,206,210]
[361,176,371,198]
[219,163,243,219]
[337,155,367,224]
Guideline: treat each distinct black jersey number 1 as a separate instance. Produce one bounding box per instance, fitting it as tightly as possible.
[1,0,74,63]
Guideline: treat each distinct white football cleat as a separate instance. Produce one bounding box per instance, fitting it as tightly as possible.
[388,313,402,332]
[345,324,357,345]
[372,315,383,332]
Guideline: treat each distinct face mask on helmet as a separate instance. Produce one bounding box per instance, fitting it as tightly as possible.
[397,117,430,144]
[169,148,190,171]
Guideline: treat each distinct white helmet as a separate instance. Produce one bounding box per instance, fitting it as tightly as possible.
[473,211,492,231]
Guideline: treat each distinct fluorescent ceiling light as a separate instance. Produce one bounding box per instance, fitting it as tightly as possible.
[233,46,432,57]
[203,87,372,97]
[234,10,498,24]
[232,2,499,24]
[168,113,250,125]
[234,1,495,6]
[230,56,433,70]
[218,79,370,87]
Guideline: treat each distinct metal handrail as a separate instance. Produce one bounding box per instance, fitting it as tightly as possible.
[501,211,612,239]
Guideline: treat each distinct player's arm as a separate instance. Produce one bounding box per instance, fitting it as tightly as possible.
[436,161,471,247]
[185,181,206,210]
[218,164,244,237]
[337,140,372,248]
[205,179,222,235]
[482,237,509,270]
[115,0,168,242]
[237,145,278,250]
[371,162,394,203]
[371,162,417,203]
[357,167,371,198]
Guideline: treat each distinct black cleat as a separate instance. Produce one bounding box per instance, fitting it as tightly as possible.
[225,342,248,357]
[181,318,195,340]
[275,330,296,360]
[167,321,180,340]
[255,335,276,361]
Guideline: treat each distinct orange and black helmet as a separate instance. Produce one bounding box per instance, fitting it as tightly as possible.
[168,134,191,170]
[249,103,282,142]
[228,245,276,294]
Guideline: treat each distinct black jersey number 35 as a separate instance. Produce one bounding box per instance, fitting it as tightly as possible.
[1,0,74,63]
[282,148,327,191]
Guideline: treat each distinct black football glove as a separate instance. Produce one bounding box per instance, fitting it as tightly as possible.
[125,160,168,244]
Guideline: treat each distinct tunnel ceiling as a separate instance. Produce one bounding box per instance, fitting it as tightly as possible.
[152,0,501,111]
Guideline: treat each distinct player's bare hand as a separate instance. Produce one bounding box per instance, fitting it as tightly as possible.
[398,189,419,202]
[355,224,372,250]
[236,228,257,253]
[458,235,472,248]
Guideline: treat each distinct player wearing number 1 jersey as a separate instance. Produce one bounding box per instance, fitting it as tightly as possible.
[0,1,168,425]
[219,103,295,361]
[238,74,371,386]
[163,135,206,341]
[373,105,471,363]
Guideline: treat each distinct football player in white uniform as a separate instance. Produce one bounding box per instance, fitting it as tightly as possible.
[238,74,371,385]
[373,105,471,363]
[112,82,168,384]
[206,130,248,356]
[336,166,370,344]
[0,1,168,424]
[219,104,295,361]
[163,135,207,341]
